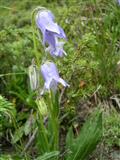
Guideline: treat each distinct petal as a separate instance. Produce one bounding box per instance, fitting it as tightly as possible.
[57,26,67,39]
[44,31,56,47]
[36,11,60,36]
[47,11,55,20]
[48,62,59,78]
[53,48,62,57]
[49,79,58,92]
[41,64,49,81]
[45,79,58,92]
[36,11,55,34]
[46,22,60,34]
[58,78,70,87]
[41,62,59,81]
[44,79,52,90]
[49,41,67,57]
[62,49,67,56]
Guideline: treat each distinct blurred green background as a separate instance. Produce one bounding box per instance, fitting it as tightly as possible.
[0,0,120,159]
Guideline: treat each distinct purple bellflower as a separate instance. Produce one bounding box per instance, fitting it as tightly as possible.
[41,61,69,92]
[36,10,67,57]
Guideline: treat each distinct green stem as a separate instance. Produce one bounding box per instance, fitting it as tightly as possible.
[31,6,46,66]
[36,99,50,151]
[0,72,26,77]
[31,16,40,66]
[48,91,59,151]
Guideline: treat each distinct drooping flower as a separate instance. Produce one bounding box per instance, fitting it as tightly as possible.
[41,61,69,92]
[36,10,67,57]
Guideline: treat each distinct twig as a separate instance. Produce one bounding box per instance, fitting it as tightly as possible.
[21,127,38,156]
[59,88,66,104]
[21,116,48,156]
[90,85,102,98]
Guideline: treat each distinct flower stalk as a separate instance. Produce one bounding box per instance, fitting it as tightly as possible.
[30,6,69,156]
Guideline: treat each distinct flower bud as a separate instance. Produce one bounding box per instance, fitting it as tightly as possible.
[36,98,48,116]
[28,64,39,91]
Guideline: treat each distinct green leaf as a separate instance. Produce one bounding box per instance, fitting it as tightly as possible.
[66,109,102,160]
[66,127,74,151]
[24,114,35,136]
[35,151,59,160]
[0,95,16,126]
[12,126,24,143]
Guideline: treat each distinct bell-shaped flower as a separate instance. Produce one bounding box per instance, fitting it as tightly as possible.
[36,10,66,56]
[41,61,69,92]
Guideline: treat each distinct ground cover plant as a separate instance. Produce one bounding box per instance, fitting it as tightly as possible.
[0,0,120,160]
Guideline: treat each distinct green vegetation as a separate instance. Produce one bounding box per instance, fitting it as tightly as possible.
[0,0,120,159]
